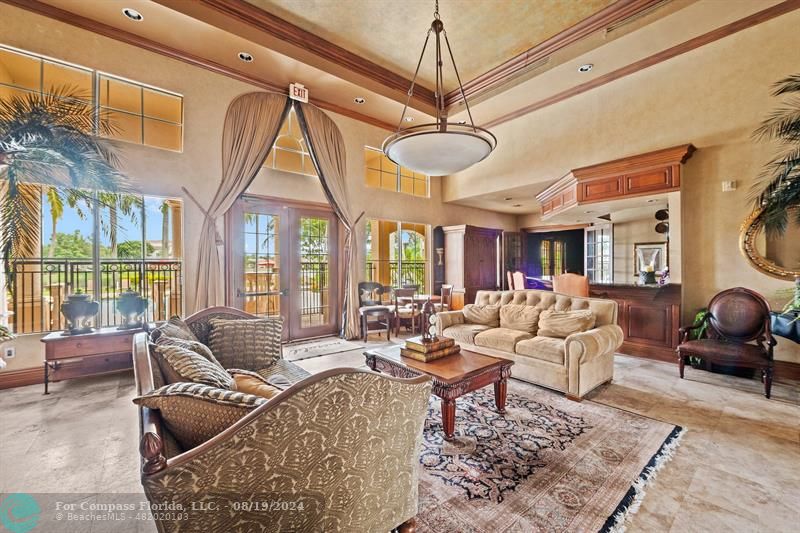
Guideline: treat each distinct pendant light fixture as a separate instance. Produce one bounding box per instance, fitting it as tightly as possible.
[382,0,496,176]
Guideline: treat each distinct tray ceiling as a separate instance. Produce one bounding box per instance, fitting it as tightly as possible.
[246,0,616,93]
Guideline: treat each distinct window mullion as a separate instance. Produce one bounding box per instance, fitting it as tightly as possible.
[91,190,102,326]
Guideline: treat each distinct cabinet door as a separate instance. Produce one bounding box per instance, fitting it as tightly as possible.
[625,167,674,195]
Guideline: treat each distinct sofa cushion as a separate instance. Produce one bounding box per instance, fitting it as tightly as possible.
[538,309,596,339]
[229,369,282,399]
[442,323,492,344]
[151,316,198,343]
[515,336,566,365]
[208,317,282,369]
[155,344,234,389]
[463,304,500,327]
[474,327,533,352]
[133,382,265,449]
[500,304,541,335]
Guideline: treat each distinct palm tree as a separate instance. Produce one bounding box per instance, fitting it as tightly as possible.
[160,200,170,258]
[98,192,141,257]
[0,87,126,288]
[45,187,89,258]
[752,73,800,235]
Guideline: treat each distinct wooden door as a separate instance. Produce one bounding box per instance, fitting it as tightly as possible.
[228,197,339,340]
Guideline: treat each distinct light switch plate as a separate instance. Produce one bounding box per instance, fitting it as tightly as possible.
[4,346,15,358]
[721,180,737,192]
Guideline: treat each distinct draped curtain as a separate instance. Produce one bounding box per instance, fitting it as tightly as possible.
[295,102,362,339]
[191,92,290,312]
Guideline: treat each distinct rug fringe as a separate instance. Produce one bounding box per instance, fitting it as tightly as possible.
[603,426,686,533]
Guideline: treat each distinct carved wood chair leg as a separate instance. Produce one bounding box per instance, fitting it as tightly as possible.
[678,353,685,379]
[361,315,367,343]
[397,517,416,533]
[764,367,773,399]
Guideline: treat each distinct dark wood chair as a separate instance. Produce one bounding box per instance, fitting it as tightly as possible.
[358,282,392,342]
[394,288,420,336]
[677,287,776,398]
[434,284,453,312]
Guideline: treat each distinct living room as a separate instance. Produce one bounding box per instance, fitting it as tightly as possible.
[0,0,798,532]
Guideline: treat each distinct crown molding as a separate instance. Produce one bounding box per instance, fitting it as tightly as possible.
[0,0,395,131]
[482,0,800,129]
[158,0,437,113]
[443,0,665,109]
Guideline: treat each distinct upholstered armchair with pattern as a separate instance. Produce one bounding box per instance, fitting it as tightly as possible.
[134,326,432,532]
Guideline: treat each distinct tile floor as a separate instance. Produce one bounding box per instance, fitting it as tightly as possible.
[1,337,798,532]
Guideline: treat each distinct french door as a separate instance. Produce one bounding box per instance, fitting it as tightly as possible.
[228,196,339,341]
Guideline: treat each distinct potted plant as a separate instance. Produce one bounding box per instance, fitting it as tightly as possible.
[0,87,126,291]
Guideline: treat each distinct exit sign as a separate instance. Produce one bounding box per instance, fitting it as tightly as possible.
[289,83,308,103]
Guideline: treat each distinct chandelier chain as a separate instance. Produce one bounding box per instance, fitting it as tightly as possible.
[442,29,476,130]
[396,28,433,133]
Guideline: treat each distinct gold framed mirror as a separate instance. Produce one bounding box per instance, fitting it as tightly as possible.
[739,208,800,280]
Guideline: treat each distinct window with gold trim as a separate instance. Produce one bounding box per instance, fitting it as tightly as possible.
[98,73,183,152]
[264,107,317,178]
[0,44,184,152]
[364,147,429,197]
[0,45,92,104]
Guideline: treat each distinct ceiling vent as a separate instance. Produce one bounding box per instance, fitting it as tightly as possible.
[605,0,668,34]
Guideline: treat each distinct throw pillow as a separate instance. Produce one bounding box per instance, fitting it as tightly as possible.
[537,309,596,339]
[133,383,265,449]
[499,304,541,335]
[155,344,235,390]
[229,369,281,399]
[208,317,282,369]
[463,304,501,327]
[151,316,198,343]
[154,335,223,368]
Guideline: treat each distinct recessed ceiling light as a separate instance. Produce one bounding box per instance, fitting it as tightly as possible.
[456,120,467,125]
[512,204,522,208]
[404,116,414,122]
[122,8,143,21]
[578,63,593,73]
[504,197,512,201]
[584,210,595,214]
[354,97,366,105]
[238,52,254,63]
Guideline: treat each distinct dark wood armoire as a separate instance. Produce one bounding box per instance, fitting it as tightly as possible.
[443,225,502,304]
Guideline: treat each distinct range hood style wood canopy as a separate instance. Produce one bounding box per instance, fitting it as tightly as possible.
[536,144,695,220]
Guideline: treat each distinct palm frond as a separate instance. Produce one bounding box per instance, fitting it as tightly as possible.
[753,73,800,235]
[1,174,41,294]
[772,74,800,96]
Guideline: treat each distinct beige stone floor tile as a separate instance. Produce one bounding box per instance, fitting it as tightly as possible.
[668,499,762,533]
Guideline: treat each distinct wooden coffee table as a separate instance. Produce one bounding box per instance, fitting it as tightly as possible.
[364,345,514,439]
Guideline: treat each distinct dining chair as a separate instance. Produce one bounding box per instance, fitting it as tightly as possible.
[553,273,590,297]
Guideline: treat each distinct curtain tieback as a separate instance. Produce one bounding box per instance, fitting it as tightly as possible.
[181,186,224,245]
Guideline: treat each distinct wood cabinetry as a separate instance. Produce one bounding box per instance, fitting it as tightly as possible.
[443,225,502,305]
[590,283,681,362]
[537,144,695,220]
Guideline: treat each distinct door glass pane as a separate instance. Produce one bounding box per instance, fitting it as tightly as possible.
[243,212,280,317]
[299,217,330,328]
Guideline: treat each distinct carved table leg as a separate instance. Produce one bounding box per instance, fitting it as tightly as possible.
[441,398,456,440]
[678,352,685,379]
[494,378,507,413]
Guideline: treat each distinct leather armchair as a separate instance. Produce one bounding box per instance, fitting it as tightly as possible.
[677,287,776,398]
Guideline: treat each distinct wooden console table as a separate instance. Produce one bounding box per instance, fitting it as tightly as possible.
[40,326,144,394]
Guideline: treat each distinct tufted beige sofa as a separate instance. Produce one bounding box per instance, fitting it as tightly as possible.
[436,290,623,400]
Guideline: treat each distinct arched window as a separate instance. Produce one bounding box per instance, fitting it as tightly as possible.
[264,107,317,177]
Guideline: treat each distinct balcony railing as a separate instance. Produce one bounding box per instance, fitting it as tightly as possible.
[365,260,427,290]
[7,258,182,334]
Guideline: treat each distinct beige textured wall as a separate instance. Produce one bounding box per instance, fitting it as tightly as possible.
[458,10,800,362]
[0,3,514,373]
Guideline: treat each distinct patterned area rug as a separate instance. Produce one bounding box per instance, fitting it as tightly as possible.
[283,338,363,361]
[417,380,683,532]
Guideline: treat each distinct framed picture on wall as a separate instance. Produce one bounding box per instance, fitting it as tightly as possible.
[634,242,668,274]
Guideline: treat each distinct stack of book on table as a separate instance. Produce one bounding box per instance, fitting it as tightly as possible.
[401,336,460,362]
